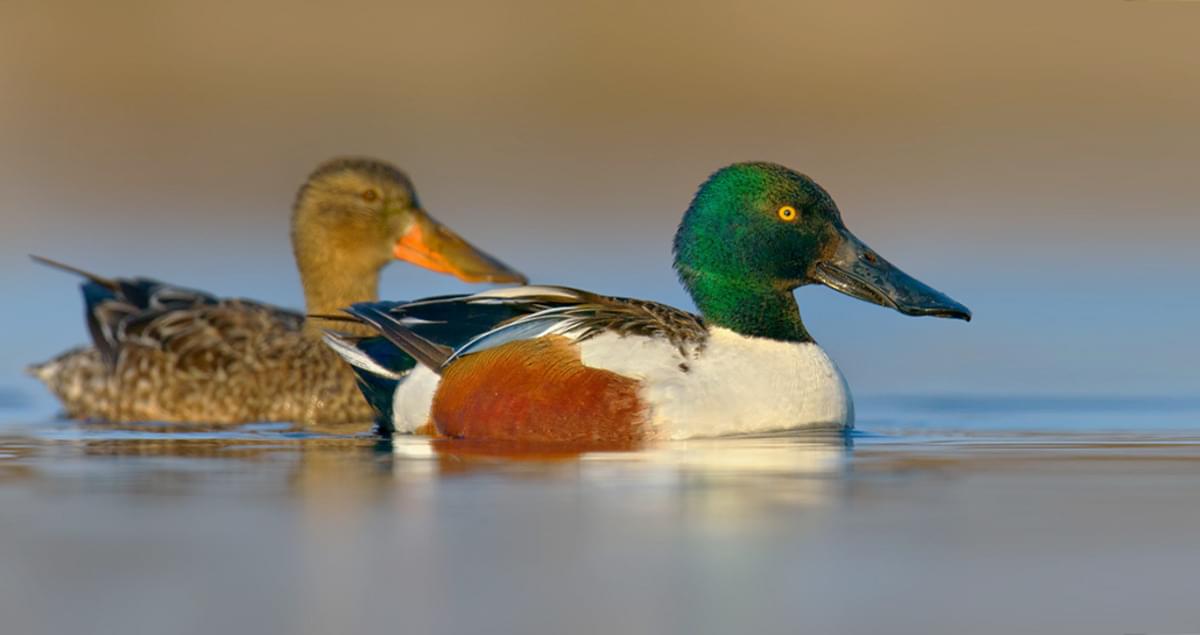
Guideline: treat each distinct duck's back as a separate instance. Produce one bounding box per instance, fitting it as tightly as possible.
[30,277,375,425]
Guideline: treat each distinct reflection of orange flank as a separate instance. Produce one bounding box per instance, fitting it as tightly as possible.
[431,337,647,445]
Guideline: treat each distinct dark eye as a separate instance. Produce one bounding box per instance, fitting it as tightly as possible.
[361,189,379,203]
[777,205,798,222]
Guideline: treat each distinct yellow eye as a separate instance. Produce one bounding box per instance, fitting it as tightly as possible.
[777,205,798,222]
[361,189,379,203]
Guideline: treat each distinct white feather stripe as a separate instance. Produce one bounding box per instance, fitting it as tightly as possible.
[578,327,852,438]
[468,285,584,300]
[447,310,586,362]
[321,333,405,380]
[397,316,444,325]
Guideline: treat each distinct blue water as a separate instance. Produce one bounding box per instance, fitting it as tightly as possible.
[3,390,1199,635]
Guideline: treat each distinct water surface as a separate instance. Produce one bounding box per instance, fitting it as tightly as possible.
[2,394,1199,635]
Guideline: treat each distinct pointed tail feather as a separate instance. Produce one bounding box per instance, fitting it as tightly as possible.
[343,304,452,372]
[30,255,118,290]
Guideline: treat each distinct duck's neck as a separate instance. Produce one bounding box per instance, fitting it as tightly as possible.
[296,250,385,337]
[679,267,811,343]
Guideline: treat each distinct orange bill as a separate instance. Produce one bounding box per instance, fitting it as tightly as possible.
[393,209,527,284]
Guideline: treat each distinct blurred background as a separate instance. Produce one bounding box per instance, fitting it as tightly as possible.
[2,0,1197,411]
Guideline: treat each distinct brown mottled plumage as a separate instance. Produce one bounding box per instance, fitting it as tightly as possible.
[29,157,525,425]
[33,319,364,425]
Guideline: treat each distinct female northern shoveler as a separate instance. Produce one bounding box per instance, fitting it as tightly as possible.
[326,162,970,442]
[29,157,526,425]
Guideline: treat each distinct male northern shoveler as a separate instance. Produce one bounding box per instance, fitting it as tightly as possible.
[29,157,526,425]
[326,162,970,442]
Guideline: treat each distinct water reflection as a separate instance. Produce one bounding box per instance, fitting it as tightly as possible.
[1,424,853,501]
[0,420,857,536]
[3,409,1200,634]
[2,425,857,634]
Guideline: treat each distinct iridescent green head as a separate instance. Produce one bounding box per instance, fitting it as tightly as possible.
[673,162,970,342]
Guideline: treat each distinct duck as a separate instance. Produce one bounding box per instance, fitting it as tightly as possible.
[325,162,970,443]
[28,157,527,425]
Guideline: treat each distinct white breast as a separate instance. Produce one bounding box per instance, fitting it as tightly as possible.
[579,327,853,438]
